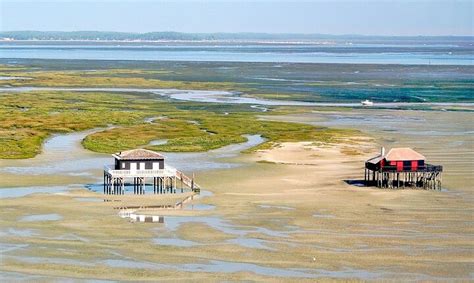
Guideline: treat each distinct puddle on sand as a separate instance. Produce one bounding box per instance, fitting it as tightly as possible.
[20,213,63,222]
[180,260,316,278]
[226,237,274,250]
[153,236,271,250]
[198,190,214,198]
[87,182,193,195]
[102,257,404,279]
[5,255,95,267]
[0,270,115,282]
[74,197,103,202]
[3,254,435,280]
[0,185,73,199]
[101,258,168,269]
[153,215,291,251]
[181,189,216,210]
[159,216,288,238]
[0,76,31,80]
[313,212,336,219]
[259,204,295,210]
[183,203,215,211]
[153,238,199,247]
[0,228,37,237]
[0,243,29,253]
[101,258,317,278]
[0,271,59,282]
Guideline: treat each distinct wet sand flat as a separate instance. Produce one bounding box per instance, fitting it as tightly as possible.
[264,109,474,193]
[1,137,472,281]
[0,108,473,281]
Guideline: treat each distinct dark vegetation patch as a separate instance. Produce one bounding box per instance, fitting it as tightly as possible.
[0,79,358,158]
[2,59,473,103]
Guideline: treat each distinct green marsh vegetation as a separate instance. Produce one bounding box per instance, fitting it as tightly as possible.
[0,90,148,158]
[0,80,357,159]
[2,59,473,103]
[5,59,470,159]
[0,68,242,91]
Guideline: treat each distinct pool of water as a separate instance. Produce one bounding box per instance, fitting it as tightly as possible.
[20,213,63,222]
[148,139,168,146]
[0,228,38,237]
[101,257,318,278]
[226,237,273,250]
[0,76,31,80]
[0,243,29,254]
[0,186,73,198]
[183,203,215,211]
[158,214,292,241]
[74,197,103,203]
[313,213,336,219]
[153,238,199,247]
[259,204,295,210]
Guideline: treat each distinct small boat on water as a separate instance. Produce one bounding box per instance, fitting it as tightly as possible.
[361,99,374,106]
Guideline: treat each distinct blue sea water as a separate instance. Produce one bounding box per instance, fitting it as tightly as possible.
[0,43,472,65]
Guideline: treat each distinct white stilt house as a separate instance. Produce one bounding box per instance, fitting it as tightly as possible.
[103,149,199,195]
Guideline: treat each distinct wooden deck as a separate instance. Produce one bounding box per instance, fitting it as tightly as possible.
[103,164,201,195]
[364,164,443,190]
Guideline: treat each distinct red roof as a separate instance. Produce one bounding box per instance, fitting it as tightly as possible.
[367,147,426,163]
[384,148,425,161]
[113,149,164,160]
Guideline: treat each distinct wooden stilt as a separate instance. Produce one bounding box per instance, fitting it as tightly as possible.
[112,177,115,195]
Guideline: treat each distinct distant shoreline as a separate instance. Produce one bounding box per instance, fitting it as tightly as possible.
[1,31,472,44]
[0,39,343,45]
[1,38,473,48]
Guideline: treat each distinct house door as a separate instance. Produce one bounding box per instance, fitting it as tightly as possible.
[152,162,159,170]
[130,162,137,173]
[140,162,146,170]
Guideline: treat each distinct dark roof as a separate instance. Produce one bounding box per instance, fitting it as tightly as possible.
[113,149,164,160]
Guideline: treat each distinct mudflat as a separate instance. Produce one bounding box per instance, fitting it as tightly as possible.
[1,133,472,280]
[0,59,472,281]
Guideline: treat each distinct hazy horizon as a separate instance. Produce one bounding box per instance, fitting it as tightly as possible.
[1,0,472,36]
[2,30,474,38]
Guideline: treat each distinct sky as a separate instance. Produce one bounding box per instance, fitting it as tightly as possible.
[0,0,472,36]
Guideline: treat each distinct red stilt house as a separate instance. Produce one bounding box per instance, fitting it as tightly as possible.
[365,147,442,189]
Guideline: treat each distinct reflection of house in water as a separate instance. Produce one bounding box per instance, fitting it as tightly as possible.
[365,147,443,190]
[103,149,199,195]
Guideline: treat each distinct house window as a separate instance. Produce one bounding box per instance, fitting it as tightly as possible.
[122,163,125,169]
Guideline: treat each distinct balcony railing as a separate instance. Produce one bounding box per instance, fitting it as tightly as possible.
[104,164,177,177]
[380,164,443,173]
